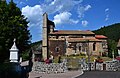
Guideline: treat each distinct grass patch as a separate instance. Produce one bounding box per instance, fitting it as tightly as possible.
[53,55,112,63]
[101,57,112,61]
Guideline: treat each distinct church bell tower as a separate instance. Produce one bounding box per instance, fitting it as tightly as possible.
[42,13,48,60]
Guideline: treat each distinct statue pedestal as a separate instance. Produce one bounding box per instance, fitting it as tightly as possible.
[9,39,19,62]
[10,52,18,62]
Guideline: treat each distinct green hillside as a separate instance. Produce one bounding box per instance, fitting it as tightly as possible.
[93,23,120,42]
[22,40,42,61]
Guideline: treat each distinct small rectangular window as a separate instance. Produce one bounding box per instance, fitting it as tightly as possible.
[56,36,59,39]
[93,42,96,51]
[79,46,81,51]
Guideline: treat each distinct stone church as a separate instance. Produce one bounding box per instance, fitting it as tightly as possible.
[42,13,108,60]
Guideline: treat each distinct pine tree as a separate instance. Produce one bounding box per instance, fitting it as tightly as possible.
[0,0,31,62]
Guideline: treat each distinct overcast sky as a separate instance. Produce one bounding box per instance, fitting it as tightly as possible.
[6,0,120,42]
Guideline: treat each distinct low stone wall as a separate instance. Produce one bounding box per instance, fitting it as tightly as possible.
[105,61,120,71]
[81,62,104,71]
[81,60,120,71]
[32,59,120,73]
[32,62,68,74]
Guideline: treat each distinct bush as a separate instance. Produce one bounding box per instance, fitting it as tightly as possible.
[22,51,29,61]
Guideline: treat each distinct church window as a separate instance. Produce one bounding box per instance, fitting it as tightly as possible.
[93,42,96,51]
[82,43,87,52]
[55,47,60,53]
[79,46,81,51]
[56,36,59,39]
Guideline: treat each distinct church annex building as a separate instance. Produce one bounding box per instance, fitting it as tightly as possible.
[42,13,108,60]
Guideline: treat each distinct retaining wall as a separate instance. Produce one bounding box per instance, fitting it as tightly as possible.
[32,62,68,74]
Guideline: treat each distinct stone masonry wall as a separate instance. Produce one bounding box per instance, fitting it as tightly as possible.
[81,60,120,71]
[32,62,68,74]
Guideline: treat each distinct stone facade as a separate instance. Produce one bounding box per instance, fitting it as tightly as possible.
[49,40,66,56]
[42,13,108,58]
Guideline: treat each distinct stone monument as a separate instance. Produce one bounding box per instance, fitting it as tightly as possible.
[9,39,19,62]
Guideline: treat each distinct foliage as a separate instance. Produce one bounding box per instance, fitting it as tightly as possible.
[30,40,42,52]
[21,50,30,61]
[107,39,118,58]
[93,23,120,58]
[31,40,42,48]
[93,23,120,42]
[0,1,31,62]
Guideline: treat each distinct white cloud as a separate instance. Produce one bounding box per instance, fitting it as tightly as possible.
[77,4,92,18]
[50,0,57,5]
[105,8,109,12]
[22,5,43,42]
[70,19,79,24]
[21,0,89,27]
[19,1,25,5]
[82,20,88,26]
[21,0,92,42]
[22,5,43,27]
[85,5,92,11]
[53,12,79,25]
[105,14,109,21]
[53,12,71,24]
[43,0,83,13]
[105,8,110,21]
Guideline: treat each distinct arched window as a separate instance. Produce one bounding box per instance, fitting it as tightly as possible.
[79,46,81,51]
[93,42,96,51]
[56,36,59,39]
[82,43,87,52]
[55,47,60,53]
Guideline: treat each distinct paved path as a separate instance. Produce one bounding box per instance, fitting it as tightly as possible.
[76,71,120,78]
[29,70,83,78]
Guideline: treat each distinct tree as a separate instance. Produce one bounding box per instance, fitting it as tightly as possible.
[0,0,31,62]
[0,0,9,62]
[108,39,118,58]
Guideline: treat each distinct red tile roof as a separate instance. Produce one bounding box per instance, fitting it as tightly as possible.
[95,35,107,39]
[49,30,95,35]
